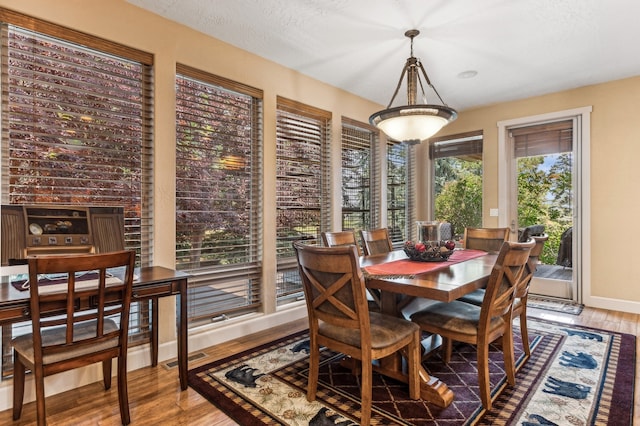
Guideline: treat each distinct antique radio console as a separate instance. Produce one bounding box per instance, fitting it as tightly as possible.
[1,205,124,265]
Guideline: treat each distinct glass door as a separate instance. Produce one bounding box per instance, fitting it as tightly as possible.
[509,120,576,299]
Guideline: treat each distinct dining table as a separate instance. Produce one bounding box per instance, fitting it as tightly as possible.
[360,248,498,408]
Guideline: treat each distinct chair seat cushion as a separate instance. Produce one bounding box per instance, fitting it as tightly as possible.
[410,300,505,338]
[458,289,485,306]
[12,318,120,365]
[319,312,419,350]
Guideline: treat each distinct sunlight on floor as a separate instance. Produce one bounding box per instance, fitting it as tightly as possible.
[532,310,578,324]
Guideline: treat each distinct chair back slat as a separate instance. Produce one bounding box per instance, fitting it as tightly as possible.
[463,227,509,252]
[321,230,362,256]
[359,228,393,256]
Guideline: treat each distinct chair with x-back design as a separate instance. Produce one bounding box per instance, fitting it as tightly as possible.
[293,241,421,425]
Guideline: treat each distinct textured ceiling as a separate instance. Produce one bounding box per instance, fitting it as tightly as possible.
[126,0,640,111]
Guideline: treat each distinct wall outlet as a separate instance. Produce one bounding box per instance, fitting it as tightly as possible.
[489,208,499,217]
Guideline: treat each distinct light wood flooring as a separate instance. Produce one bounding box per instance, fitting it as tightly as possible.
[0,305,637,425]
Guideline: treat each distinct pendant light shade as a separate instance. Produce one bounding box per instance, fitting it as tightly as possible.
[369,30,457,144]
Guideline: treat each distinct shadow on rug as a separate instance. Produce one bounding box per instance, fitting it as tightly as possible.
[188,319,635,425]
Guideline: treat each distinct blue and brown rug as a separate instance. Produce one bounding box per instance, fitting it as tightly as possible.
[188,319,635,425]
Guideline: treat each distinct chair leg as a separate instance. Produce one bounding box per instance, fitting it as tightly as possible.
[503,325,516,386]
[307,340,319,401]
[477,339,492,410]
[407,330,421,400]
[359,356,372,426]
[441,337,453,363]
[118,355,131,425]
[33,364,47,426]
[103,358,112,389]
[12,356,25,420]
[519,307,531,358]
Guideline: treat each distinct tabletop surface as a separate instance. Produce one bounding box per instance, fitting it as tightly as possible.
[0,265,189,305]
[361,249,497,302]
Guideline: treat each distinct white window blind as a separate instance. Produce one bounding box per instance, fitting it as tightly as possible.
[175,64,263,325]
[275,97,330,305]
[341,118,380,230]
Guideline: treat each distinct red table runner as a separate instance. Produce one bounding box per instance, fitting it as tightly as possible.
[363,249,488,277]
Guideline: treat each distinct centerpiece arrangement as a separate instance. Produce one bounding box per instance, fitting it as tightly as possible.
[404,239,456,262]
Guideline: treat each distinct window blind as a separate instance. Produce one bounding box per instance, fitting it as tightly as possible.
[341,118,379,230]
[0,13,153,378]
[275,97,330,305]
[387,141,413,245]
[429,130,483,161]
[511,120,573,157]
[175,64,263,325]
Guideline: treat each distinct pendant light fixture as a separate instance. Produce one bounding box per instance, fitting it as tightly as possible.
[369,29,457,144]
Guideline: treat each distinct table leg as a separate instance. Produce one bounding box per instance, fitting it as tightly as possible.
[177,278,188,390]
[377,290,455,408]
[150,298,158,366]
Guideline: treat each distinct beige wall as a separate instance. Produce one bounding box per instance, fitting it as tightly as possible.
[416,76,640,308]
[1,0,639,317]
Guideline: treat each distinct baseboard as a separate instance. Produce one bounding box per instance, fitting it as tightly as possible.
[584,295,640,314]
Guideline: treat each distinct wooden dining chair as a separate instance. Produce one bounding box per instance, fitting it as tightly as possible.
[11,250,136,426]
[293,241,421,426]
[410,239,534,410]
[359,228,393,256]
[463,227,510,252]
[459,234,549,360]
[321,230,362,256]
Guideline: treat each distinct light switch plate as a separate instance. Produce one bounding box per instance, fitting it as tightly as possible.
[489,208,499,217]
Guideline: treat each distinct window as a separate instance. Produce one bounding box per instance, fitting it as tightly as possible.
[0,10,153,377]
[387,141,415,245]
[275,97,330,305]
[341,118,379,231]
[175,64,263,326]
[429,131,483,240]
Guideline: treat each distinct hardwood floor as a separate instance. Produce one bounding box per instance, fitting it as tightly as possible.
[0,307,637,425]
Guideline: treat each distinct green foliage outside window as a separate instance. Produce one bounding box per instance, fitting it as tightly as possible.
[434,153,572,266]
[517,153,573,265]
[434,158,482,239]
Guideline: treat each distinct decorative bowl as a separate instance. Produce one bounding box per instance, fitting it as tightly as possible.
[403,241,454,262]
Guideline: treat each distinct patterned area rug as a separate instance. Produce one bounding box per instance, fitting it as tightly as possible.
[188,319,635,425]
[527,295,584,315]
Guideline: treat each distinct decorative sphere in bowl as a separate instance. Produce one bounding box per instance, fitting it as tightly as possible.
[403,240,454,262]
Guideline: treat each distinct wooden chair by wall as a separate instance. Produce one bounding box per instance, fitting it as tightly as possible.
[12,250,136,426]
[359,228,393,256]
[463,227,509,252]
[321,230,362,256]
[293,242,421,425]
[410,239,534,409]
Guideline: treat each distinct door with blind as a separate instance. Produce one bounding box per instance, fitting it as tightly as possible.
[508,119,577,299]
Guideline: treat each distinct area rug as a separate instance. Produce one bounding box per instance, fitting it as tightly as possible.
[188,319,635,425]
[527,295,584,315]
